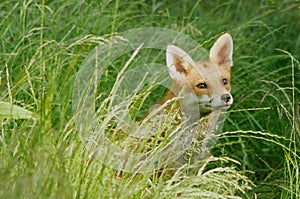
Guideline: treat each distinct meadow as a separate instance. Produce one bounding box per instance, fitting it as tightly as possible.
[1,0,299,198]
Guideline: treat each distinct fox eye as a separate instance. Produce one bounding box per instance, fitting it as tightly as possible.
[222,78,228,85]
[197,83,207,89]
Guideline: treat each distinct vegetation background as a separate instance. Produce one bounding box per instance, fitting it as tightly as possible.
[0,0,299,198]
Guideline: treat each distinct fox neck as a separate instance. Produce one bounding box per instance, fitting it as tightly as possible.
[157,89,178,110]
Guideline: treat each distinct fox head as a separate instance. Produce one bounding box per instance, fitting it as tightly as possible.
[166,33,233,114]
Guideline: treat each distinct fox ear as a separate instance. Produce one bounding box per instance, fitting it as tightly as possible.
[209,33,233,67]
[166,45,195,80]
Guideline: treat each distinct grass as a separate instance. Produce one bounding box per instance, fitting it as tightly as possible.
[1,0,299,198]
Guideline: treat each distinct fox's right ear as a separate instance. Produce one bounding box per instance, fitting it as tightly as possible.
[166,45,195,80]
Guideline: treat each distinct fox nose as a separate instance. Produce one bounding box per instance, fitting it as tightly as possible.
[221,94,231,103]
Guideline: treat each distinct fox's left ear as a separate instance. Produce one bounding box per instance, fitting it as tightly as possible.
[209,33,233,67]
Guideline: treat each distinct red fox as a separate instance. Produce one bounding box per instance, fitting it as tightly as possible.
[111,33,234,174]
[145,33,234,166]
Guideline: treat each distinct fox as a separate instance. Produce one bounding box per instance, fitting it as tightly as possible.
[143,33,234,166]
[115,33,234,172]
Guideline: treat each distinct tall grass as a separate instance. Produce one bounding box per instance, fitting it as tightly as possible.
[0,0,299,198]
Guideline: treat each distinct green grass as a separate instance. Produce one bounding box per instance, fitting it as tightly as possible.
[1,0,299,198]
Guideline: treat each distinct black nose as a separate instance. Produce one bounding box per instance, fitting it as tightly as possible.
[221,94,231,103]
